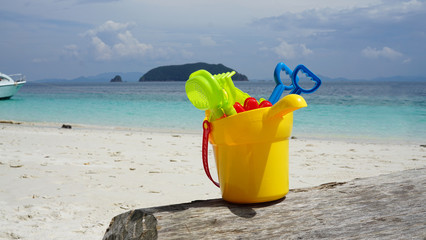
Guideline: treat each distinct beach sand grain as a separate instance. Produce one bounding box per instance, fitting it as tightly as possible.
[0,122,424,239]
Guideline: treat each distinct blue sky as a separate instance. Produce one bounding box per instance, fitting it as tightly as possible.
[1,0,425,80]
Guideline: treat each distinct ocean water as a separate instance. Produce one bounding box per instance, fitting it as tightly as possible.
[1,80,425,143]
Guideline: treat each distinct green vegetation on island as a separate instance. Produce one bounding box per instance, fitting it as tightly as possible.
[139,62,248,82]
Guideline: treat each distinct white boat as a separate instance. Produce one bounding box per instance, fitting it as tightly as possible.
[0,72,26,99]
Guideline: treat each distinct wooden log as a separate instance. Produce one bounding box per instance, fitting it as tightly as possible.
[103,168,426,240]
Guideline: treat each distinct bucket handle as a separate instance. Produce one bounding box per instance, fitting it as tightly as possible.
[202,120,220,188]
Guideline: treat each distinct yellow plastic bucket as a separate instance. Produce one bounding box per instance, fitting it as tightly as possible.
[202,94,307,203]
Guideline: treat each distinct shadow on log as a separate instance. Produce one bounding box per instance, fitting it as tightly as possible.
[103,168,425,240]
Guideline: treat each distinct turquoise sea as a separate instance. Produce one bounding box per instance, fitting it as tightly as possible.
[1,80,425,143]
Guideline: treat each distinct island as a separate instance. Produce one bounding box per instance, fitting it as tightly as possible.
[110,75,123,82]
[139,62,248,82]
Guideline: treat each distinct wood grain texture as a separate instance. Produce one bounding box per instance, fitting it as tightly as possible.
[103,168,425,240]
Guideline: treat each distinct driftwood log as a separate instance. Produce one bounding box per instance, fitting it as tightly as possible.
[103,168,425,240]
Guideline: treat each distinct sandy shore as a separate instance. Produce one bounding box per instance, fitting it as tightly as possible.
[0,122,425,239]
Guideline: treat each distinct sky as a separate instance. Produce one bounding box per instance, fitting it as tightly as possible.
[1,0,425,81]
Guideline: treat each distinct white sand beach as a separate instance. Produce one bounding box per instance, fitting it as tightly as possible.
[0,122,425,239]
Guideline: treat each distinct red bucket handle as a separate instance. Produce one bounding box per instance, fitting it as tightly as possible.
[202,120,220,188]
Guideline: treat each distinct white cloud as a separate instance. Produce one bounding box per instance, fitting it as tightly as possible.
[274,41,296,58]
[84,20,153,60]
[62,44,79,58]
[84,20,134,37]
[374,0,424,16]
[300,44,313,56]
[199,36,217,46]
[361,46,403,60]
[113,31,153,57]
[274,40,313,59]
[98,20,133,33]
[91,36,112,60]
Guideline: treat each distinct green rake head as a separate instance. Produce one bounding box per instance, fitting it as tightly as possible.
[186,70,225,121]
[186,69,252,121]
[213,71,251,106]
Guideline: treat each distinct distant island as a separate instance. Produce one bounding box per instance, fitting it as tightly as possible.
[139,62,248,82]
[33,66,426,83]
[110,75,122,82]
